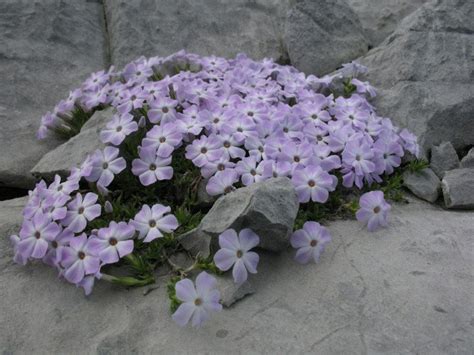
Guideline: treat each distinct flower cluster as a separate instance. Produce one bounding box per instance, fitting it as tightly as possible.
[10,51,417,327]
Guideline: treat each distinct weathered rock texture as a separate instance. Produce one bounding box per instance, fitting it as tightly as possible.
[360,0,474,155]
[104,0,290,68]
[0,0,106,188]
[442,168,474,209]
[31,109,112,180]
[180,178,299,256]
[347,0,429,46]
[1,195,473,353]
[403,168,440,203]
[430,141,460,178]
[460,147,474,168]
[284,0,369,75]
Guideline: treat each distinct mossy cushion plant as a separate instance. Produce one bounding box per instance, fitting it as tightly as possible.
[10,51,424,327]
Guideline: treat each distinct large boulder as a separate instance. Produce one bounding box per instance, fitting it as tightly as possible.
[104,0,290,68]
[179,178,299,256]
[0,0,106,189]
[360,0,474,155]
[346,0,429,46]
[284,0,369,75]
[0,196,473,353]
[30,109,112,180]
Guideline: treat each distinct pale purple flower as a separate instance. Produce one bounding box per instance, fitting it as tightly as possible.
[185,135,224,168]
[43,228,74,267]
[10,235,28,265]
[100,113,138,146]
[147,97,178,124]
[399,129,420,158]
[142,123,183,157]
[291,165,338,203]
[342,139,376,176]
[61,193,101,233]
[351,78,376,98]
[200,155,235,179]
[291,221,331,264]
[206,169,239,196]
[131,204,179,242]
[235,156,261,186]
[131,146,173,186]
[214,229,260,284]
[88,221,135,264]
[58,233,100,284]
[356,191,391,232]
[172,271,222,327]
[18,213,61,259]
[86,147,127,187]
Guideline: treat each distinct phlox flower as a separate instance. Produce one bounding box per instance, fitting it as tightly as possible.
[88,221,135,264]
[206,169,239,196]
[147,96,178,124]
[291,165,337,203]
[356,191,391,232]
[172,271,222,327]
[142,123,183,157]
[131,146,173,186]
[185,135,223,168]
[61,192,101,233]
[18,213,61,259]
[131,204,179,242]
[43,228,74,267]
[291,221,331,264]
[86,147,127,187]
[214,229,260,284]
[100,112,138,146]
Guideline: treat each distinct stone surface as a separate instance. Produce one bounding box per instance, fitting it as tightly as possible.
[0,0,106,189]
[460,147,474,168]
[104,0,290,68]
[200,177,298,253]
[216,275,255,308]
[360,0,474,155]
[1,195,473,353]
[430,141,460,178]
[403,168,440,203]
[284,0,369,76]
[347,0,429,46]
[30,109,112,180]
[178,228,212,259]
[442,168,474,209]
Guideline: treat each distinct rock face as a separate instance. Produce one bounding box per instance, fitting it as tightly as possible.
[403,168,440,203]
[215,275,255,308]
[0,0,106,189]
[441,168,474,209]
[284,0,369,75]
[104,0,290,68]
[180,178,299,255]
[360,0,474,155]
[30,109,112,180]
[1,195,473,353]
[460,147,474,168]
[346,0,429,46]
[430,141,460,178]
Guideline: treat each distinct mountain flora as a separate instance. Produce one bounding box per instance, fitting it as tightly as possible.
[10,51,419,327]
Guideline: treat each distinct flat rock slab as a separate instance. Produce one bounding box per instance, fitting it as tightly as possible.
[442,168,474,209]
[0,0,106,188]
[104,0,290,68]
[1,195,473,353]
[360,0,474,155]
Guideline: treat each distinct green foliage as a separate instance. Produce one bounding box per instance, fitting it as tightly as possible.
[343,79,357,97]
[53,106,96,139]
[405,159,429,173]
[167,276,182,312]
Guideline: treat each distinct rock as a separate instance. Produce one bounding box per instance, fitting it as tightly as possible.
[0,0,106,189]
[360,0,474,155]
[346,0,429,46]
[202,177,298,253]
[460,147,474,168]
[430,142,460,178]
[216,275,255,308]
[0,197,28,266]
[441,168,474,209]
[104,0,290,68]
[1,195,473,353]
[403,168,440,203]
[284,0,369,76]
[178,228,212,259]
[197,179,217,206]
[30,109,112,180]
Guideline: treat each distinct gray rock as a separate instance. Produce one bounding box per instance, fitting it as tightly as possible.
[30,109,112,180]
[460,147,474,168]
[430,141,460,178]
[360,0,474,155]
[1,196,473,353]
[216,275,255,308]
[197,179,217,206]
[104,0,290,68]
[0,0,106,189]
[441,168,474,209]
[180,178,298,256]
[347,0,429,46]
[284,0,369,76]
[403,168,440,203]
[201,177,299,253]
